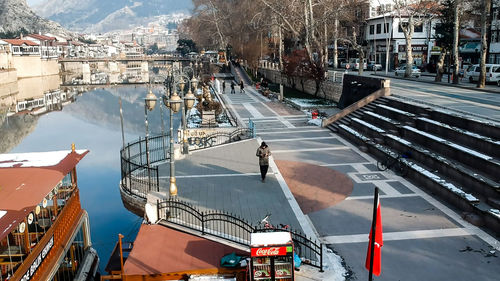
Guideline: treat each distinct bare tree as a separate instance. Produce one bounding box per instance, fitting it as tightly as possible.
[478,0,492,88]
[452,0,462,84]
[394,0,440,77]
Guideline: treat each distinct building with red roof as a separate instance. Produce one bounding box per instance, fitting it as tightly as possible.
[25,34,58,59]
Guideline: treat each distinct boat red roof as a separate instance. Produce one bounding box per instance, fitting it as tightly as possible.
[0,150,88,241]
[124,224,248,276]
[1,39,39,46]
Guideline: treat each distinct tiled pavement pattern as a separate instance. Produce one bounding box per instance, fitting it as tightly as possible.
[158,78,500,280]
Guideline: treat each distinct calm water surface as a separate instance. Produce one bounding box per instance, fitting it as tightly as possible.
[2,85,181,271]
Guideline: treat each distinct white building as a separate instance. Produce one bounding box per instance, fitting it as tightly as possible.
[490,1,500,64]
[365,13,438,70]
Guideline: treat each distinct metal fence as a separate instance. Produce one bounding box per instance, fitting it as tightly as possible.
[121,128,254,198]
[187,128,253,152]
[157,198,323,271]
[120,134,170,196]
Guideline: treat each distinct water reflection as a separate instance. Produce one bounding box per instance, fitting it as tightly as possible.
[1,83,179,272]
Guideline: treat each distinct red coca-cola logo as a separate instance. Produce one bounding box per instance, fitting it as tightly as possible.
[251,247,287,257]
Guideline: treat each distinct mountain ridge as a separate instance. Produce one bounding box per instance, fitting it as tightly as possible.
[0,0,68,35]
[33,0,192,33]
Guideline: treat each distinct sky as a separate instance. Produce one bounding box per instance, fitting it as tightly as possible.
[27,0,44,6]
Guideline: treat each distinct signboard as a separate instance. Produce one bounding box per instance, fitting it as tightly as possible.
[398,45,428,53]
[20,235,54,281]
[251,246,290,257]
[376,45,394,53]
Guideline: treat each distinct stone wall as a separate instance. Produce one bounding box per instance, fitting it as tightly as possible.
[258,68,343,103]
[10,57,59,78]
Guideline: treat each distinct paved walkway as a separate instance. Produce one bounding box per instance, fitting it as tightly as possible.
[157,76,500,281]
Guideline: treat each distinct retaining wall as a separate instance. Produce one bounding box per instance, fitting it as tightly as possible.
[258,68,343,102]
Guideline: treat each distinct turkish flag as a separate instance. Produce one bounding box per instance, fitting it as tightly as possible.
[365,197,383,276]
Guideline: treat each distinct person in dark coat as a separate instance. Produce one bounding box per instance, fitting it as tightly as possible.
[239,81,245,93]
[256,141,271,182]
[222,81,226,93]
[230,81,235,94]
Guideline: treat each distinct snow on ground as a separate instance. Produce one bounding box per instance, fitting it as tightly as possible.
[296,249,347,281]
[308,118,323,126]
[287,98,337,108]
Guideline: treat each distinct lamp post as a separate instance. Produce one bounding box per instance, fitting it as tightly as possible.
[144,89,157,191]
[160,74,197,197]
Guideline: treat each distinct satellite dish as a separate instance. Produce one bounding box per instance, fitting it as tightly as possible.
[42,198,48,208]
[35,205,41,215]
[28,213,34,224]
[145,203,158,224]
[18,222,26,233]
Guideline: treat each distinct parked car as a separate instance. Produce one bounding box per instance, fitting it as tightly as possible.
[395,65,421,77]
[464,64,500,85]
[368,61,383,71]
[348,58,367,70]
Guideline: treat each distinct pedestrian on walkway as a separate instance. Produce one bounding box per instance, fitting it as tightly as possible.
[256,141,271,182]
[222,81,226,93]
[230,81,235,94]
[239,80,245,93]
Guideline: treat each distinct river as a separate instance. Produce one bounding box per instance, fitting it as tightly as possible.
[1,84,182,272]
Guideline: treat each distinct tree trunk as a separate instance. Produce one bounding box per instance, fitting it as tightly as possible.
[324,20,329,69]
[333,17,339,69]
[404,28,414,77]
[278,25,283,71]
[478,0,491,88]
[452,0,461,84]
[435,50,446,82]
[358,50,365,75]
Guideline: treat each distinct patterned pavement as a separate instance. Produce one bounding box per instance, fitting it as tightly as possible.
[158,79,500,281]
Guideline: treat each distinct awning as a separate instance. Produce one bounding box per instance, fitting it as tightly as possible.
[460,42,481,53]
[124,224,248,276]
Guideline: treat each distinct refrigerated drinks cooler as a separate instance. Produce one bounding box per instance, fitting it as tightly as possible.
[250,232,294,281]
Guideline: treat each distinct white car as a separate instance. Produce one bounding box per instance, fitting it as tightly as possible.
[395,65,421,78]
[465,64,500,85]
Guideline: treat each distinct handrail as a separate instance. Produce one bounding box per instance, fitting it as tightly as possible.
[121,128,254,198]
[157,198,323,271]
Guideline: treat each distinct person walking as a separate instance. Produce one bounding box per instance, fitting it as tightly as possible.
[230,81,235,94]
[256,142,271,182]
[239,80,245,93]
[222,81,226,93]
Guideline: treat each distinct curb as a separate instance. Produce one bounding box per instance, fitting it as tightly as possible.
[371,73,500,94]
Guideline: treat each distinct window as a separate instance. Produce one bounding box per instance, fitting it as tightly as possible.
[376,24,382,34]
[415,24,423,33]
[398,22,408,32]
[370,25,375,35]
[384,23,390,33]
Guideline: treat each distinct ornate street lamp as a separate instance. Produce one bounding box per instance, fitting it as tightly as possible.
[144,90,157,191]
[164,90,182,197]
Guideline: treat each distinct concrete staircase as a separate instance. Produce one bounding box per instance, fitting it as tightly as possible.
[327,95,500,233]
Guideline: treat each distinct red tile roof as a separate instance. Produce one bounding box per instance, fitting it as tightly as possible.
[0,150,88,241]
[26,34,57,41]
[1,39,39,46]
[124,224,248,276]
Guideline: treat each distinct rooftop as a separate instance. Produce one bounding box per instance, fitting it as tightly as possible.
[26,34,57,41]
[1,39,39,46]
[123,224,248,276]
[0,150,88,241]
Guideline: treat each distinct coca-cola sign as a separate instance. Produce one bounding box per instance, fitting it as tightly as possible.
[251,246,288,257]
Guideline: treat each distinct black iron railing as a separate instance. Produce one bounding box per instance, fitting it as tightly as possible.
[187,128,253,152]
[121,128,254,198]
[120,134,170,196]
[157,198,323,271]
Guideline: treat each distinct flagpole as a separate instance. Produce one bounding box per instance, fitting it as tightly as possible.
[368,187,379,281]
